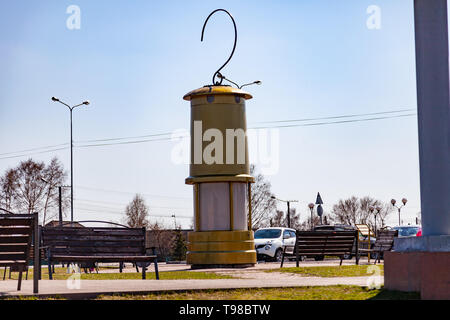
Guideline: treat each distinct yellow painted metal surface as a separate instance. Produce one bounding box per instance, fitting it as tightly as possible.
[184,85,256,266]
[185,86,253,181]
[187,251,256,265]
[188,230,254,242]
[186,230,256,265]
[186,175,254,185]
[183,85,253,101]
[188,240,255,252]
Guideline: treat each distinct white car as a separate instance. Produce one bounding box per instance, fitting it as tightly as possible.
[254,227,296,262]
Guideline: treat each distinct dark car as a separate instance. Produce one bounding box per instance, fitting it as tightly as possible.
[392,225,421,237]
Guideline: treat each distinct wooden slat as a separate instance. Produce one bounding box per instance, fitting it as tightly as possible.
[297,239,355,244]
[0,214,35,218]
[0,227,32,235]
[42,228,143,237]
[49,247,143,254]
[51,255,156,262]
[297,231,356,236]
[296,248,353,254]
[43,240,144,247]
[0,235,29,244]
[0,253,27,261]
[0,219,33,227]
[0,244,28,253]
[0,261,26,266]
[297,245,353,249]
[42,235,144,242]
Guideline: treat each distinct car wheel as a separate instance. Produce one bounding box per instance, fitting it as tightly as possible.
[314,255,324,261]
[274,249,283,262]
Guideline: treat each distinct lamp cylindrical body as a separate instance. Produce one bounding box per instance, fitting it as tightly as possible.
[184,85,256,267]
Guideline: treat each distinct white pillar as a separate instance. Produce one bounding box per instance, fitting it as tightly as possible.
[414,0,450,236]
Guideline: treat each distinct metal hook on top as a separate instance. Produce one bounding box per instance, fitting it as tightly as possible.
[201,9,237,86]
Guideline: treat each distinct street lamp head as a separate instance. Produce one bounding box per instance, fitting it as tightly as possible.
[253,80,262,85]
[391,199,396,206]
[51,97,59,102]
[271,196,276,200]
[308,203,314,209]
[83,100,90,106]
[402,198,408,205]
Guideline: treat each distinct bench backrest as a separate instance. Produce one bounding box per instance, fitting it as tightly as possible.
[0,214,36,266]
[41,226,146,257]
[295,230,358,256]
[373,230,398,251]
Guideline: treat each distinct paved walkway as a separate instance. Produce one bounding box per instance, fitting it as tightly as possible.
[0,260,384,299]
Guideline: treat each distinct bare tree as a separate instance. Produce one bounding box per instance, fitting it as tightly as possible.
[14,159,47,214]
[249,165,277,228]
[289,208,302,229]
[269,210,285,227]
[376,203,394,228]
[124,194,149,228]
[41,157,68,224]
[0,168,19,211]
[0,158,68,223]
[147,221,175,260]
[297,216,321,231]
[329,196,392,231]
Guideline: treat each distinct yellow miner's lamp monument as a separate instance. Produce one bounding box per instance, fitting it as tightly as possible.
[184,9,258,268]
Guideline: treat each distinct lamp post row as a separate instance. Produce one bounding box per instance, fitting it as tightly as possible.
[271,194,408,232]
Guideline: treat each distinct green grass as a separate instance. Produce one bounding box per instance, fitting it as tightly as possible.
[267,265,384,277]
[95,286,419,300]
[3,267,235,281]
[1,286,420,301]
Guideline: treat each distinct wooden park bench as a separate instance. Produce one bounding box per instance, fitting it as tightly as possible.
[280,230,359,267]
[0,213,39,292]
[358,229,398,264]
[41,222,159,280]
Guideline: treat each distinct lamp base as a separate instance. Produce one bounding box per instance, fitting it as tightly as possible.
[186,230,256,266]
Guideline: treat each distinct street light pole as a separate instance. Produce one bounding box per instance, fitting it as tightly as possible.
[52,97,90,223]
[70,108,73,223]
[41,177,70,226]
[271,196,298,228]
[369,205,382,236]
[308,203,315,230]
[391,198,408,226]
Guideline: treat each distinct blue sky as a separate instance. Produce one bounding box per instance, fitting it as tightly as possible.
[0,1,422,227]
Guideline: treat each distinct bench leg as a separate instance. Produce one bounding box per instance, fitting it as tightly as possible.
[25,267,28,280]
[280,246,286,268]
[17,270,23,291]
[154,260,159,280]
[339,257,343,266]
[119,262,123,273]
[3,267,6,280]
[48,260,53,280]
[142,263,146,280]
